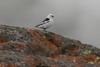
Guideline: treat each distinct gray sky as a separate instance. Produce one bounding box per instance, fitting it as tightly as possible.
[0,0,100,48]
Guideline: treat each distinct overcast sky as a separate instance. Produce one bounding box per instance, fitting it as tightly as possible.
[0,0,100,48]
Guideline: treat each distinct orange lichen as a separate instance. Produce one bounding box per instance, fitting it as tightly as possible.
[0,38,10,45]
[28,44,34,48]
[34,36,41,40]
[0,39,4,45]
[52,55,63,60]
[17,44,25,49]
[91,54,97,58]
[65,44,79,51]
[97,59,100,62]
[51,47,61,58]
[9,65,16,67]
[34,60,45,67]
[54,40,61,44]
[0,64,3,67]
[32,64,35,67]
[77,54,97,63]
[27,30,36,35]
[89,60,95,62]
[51,64,55,67]
[85,54,96,60]
[33,37,43,44]
[44,39,56,48]
[75,64,82,67]
[72,48,78,51]
[68,52,79,56]
[44,38,62,57]
[0,42,3,45]
[66,57,71,60]
[25,56,32,66]
[53,35,62,44]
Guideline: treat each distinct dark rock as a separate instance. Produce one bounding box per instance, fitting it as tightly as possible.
[0,25,100,67]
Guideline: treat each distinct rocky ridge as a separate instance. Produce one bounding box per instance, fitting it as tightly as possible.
[0,25,100,67]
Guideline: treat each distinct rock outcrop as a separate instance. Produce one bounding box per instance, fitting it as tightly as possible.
[0,25,100,67]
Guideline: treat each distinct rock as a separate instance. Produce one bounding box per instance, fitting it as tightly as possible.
[0,25,100,67]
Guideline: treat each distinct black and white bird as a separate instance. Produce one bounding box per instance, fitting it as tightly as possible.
[35,14,54,30]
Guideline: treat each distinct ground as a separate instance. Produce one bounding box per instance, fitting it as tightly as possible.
[0,25,100,67]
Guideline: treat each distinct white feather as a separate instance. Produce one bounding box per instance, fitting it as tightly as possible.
[35,14,54,30]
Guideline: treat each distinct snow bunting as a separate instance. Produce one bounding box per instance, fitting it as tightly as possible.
[35,14,54,30]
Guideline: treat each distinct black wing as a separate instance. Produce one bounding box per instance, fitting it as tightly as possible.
[42,18,50,22]
[35,18,50,27]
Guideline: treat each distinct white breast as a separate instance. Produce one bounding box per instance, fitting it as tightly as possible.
[44,19,53,29]
[37,18,54,29]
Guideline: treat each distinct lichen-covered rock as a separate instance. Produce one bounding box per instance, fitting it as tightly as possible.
[0,25,100,67]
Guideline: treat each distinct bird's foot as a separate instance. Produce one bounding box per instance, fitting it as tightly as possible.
[43,29,48,33]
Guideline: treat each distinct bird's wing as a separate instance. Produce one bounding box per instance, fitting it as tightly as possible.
[35,18,50,27]
[42,18,50,22]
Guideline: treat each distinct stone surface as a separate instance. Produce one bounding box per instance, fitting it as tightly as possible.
[0,25,100,67]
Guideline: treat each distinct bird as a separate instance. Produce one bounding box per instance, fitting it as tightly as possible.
[35,14,54,31]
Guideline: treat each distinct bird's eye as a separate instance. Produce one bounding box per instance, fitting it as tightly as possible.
[51,16,54,17]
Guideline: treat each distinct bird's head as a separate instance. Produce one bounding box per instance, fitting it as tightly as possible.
[47,14,54,19]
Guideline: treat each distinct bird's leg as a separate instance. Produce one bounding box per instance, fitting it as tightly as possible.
[42,28,47,33]
[43,28,47,31]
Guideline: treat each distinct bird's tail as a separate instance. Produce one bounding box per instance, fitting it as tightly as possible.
[35,25,39,28]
